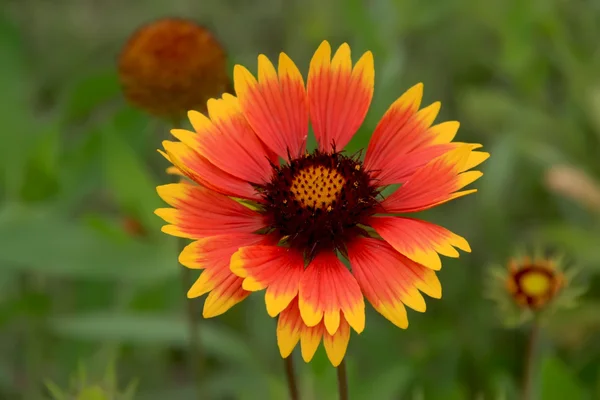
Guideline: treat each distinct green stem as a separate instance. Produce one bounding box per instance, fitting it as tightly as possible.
[336,359,349,400]
[180,263,203,398]
[521,319,540,400]
[283,355,299,400]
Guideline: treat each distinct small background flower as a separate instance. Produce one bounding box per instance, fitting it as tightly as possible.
[118,18,232,118]
[4,0,600,398]
[486,250,585,328]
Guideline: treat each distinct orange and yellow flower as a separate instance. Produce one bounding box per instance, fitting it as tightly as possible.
[118,18,231,118]
[505,256,565,310]
[155,41,489,366]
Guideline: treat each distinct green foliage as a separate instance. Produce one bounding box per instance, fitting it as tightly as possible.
[2,0,600,398]
[45,358,138,400]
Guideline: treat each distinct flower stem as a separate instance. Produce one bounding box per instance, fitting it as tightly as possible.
[283,355,299,400]
[180,241,204,399]
[336,359,349,400]
[521,319,540,400]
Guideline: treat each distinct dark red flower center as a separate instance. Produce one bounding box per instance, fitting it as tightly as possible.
[508,264,560,309]
[259,150,380,257]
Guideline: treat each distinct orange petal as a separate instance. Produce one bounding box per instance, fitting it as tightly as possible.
[348,237,442,328]
[180,233,272,317]
[307,41,374,152]
[230,245,305,317]
[173,94,275,184]
[368,216,471,270]
[298,252,365,334]
[155,183,266,239]
[429,121,460,144]
[277,298,351,366]
[161,140,258,200]
[179,233,271,270]
[323,316,350,367]
[381,146,482,213]
[234,53,308,160]
[300,321,323,362]
[202,274,250,318]
[165,166,184,176]
[276,297,304,358]
[364,83,427,171]
[373,143,457,186]
[373,142,487,186]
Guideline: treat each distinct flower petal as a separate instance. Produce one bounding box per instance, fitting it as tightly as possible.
[429,121,460,144]
[307,41,374,152]
[179,233,272,317]
[231,245,305,317]
[372,143,456,186]
[161,140,258,200]
[179,233,270,270]
[347,237,442,328]
[171,94,274,184]
[234,53,309,160]
[298,251,365,334]
[276,297,304,358]
[380,146,482,213]
[155,183,266,239]
[363,83,425,169]
[277,298,351,366]
[368,216,471,270]
[300,321,323,362]
[202,274,249,318]
[323,316,350,367]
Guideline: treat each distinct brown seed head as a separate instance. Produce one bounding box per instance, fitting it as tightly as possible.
[118,18,231,118]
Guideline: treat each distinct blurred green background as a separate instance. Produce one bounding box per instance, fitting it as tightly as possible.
[2,0,600,399]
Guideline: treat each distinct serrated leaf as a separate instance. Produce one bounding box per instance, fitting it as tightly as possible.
[49,313,256,366]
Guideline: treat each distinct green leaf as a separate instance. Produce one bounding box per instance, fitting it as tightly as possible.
[547,303,600,347]
[45,380,68,400]
[540,355,587,400]
[0,16,34,200]
[20,127,63,202]
[49,313,256,366]
[356,363,412,399]
[76,386,106,400]
[62,70,121,123]
[101,125,162,236]
[537,224,600,268]
[0,205,177,281]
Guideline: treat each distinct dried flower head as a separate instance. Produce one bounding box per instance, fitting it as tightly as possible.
[118,18,231,118]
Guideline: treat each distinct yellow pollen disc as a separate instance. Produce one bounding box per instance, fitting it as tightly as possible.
[289,166,346,209]
[519,271,552,297]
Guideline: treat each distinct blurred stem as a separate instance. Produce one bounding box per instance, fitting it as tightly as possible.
[283,355,299,400]
[521,319,540,400]
[20,273,43,400]
[336,359,349,400]
[180,263,204,393]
